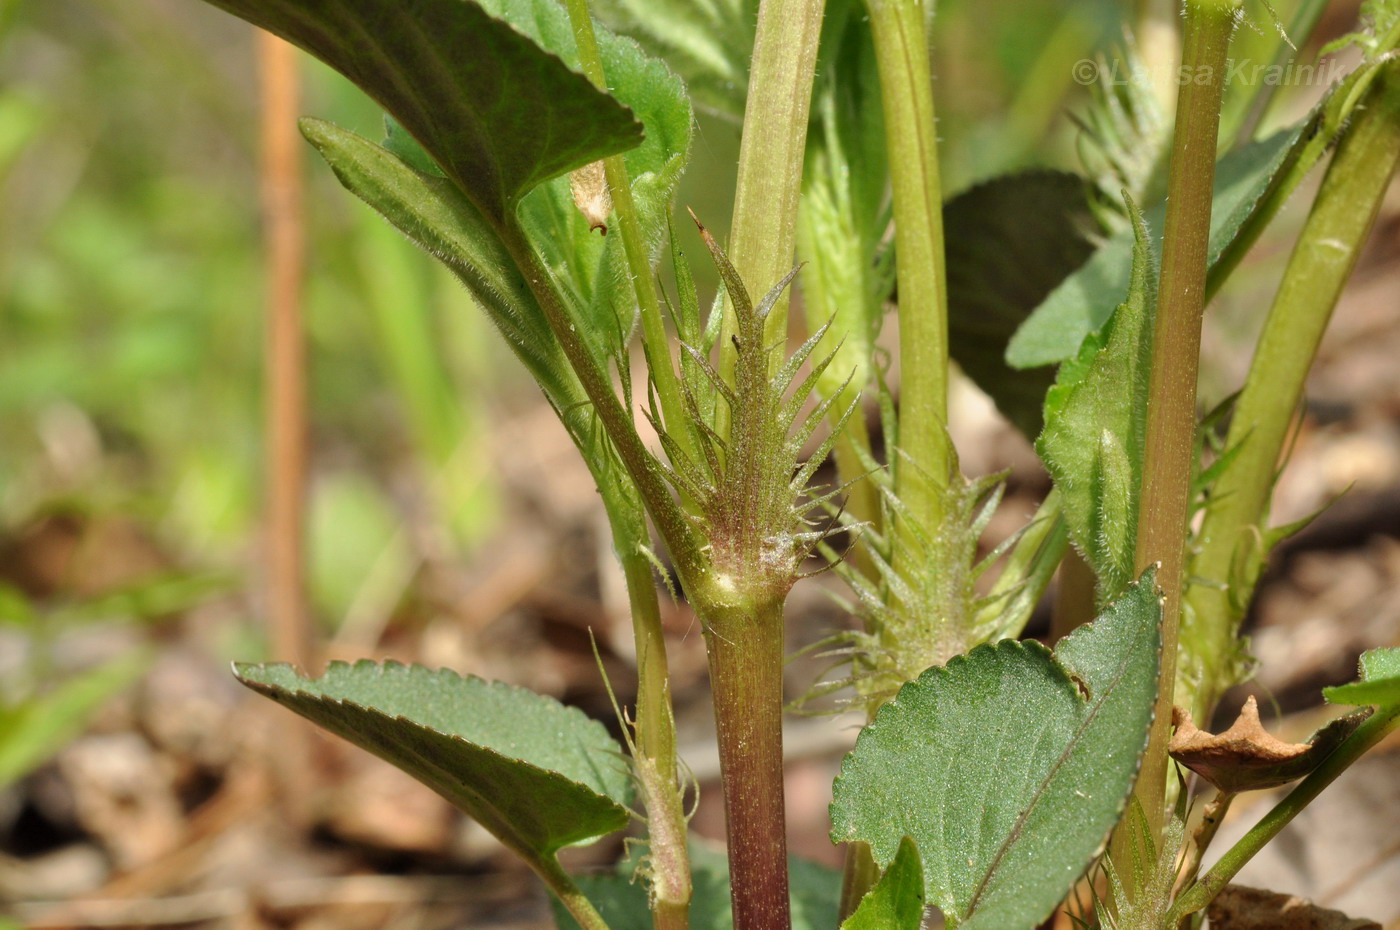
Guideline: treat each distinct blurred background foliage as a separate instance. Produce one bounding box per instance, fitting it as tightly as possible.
[0,0,1366,809]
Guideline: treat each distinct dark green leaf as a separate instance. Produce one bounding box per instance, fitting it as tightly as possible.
[197,0,643,220]
[830,569,1162,929]
[1324,647,1400,707]
[1006,126,1302,369]
[1036,201,1156,603]
[944,171,1098,438]
[235,661,631,859]
[842,836,925,930]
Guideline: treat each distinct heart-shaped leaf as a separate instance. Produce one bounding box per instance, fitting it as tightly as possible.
[1324,647,1400,708]
[842,836,925,930]
[235,661,631,861]
[196,0,643,220]
[830,568,1162,929]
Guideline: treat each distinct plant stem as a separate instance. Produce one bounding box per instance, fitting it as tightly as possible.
[497,222,704,584]
[1130,0,1239,846]
[564,0,699,469]
[716,0,826,417]
[866,0,951,581]
[539,853,615,930]
[703,594,791,930]
[1166,703,1400,923]
[606,490,692,930]
[1179,790,1234,890]
[1182,62,1400,721]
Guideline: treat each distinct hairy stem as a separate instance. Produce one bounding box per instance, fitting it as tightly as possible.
[1130,0,1239,847]
[1166,704,1400,923]
[716,0,826,421]
[1182,62,1400,720]
[539,853,615,930]
[866,0,951,590]
[703,594,791,930]
[564,0,698,469]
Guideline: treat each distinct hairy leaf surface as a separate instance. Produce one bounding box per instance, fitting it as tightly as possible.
[197,0,642,220]
[842,837,925,930]
[236,662,631,860]
[1324,647,1400,707]
[830,570,1162,928]
[1036,202,1156,602]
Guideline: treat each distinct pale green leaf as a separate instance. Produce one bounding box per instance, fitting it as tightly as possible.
[830,569,1162,929]
[196,0,642,220]
[1324,647,1400,707]
[842,836,925,930]
[1036,202,1156,603]
[235,661,631,859]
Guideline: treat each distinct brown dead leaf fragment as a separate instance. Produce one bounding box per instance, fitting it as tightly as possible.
[569,159,611,234]
[1169,697,1371,793]
[1206,883,1380,929]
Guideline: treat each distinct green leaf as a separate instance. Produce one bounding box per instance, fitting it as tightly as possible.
[1006,125,1302,369]
[298,118,580,407]
[590,0,758,118]
[842,836,925,930]
[550,843,840,930]
[1036,201,1156,603]
[944,171,1099,438]
[196,0,643,220]
[494,0,693,361]
[1324,647,1400,707]
[0,649,151,788]
[234,661,631,860]
[830,568,1162,929]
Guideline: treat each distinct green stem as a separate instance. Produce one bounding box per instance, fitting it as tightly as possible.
[1229,0,1328,147]
[866,0,950,577]
[1179,790,1235,892]
[716,0,826,422]
[539,853,614,930]
[703,594,792,930]
[603,488,692,930]
[1130,0,1239,847]
[1182,62,1400,721]
[497,221,704,584]
[1166,703,1400,923]
[564,0,699,470]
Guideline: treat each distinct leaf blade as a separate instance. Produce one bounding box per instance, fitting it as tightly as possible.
[235,661,631,859]
[830,570,1162,928]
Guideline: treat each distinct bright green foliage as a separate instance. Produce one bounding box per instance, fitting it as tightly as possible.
[797,8,890,412]
[550,843,841,930]
[234,662,632,860]
[0,649,150,788]
[830,569,1162,929]
[1092,800,1184,930]
[1324,648,1400,708]
[1037,202,1156,604]
[944,171,1099,438]
[1007,125,1302,369]
[841,837,925,930]
[591,0,758,118]
[197,0,642,222]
